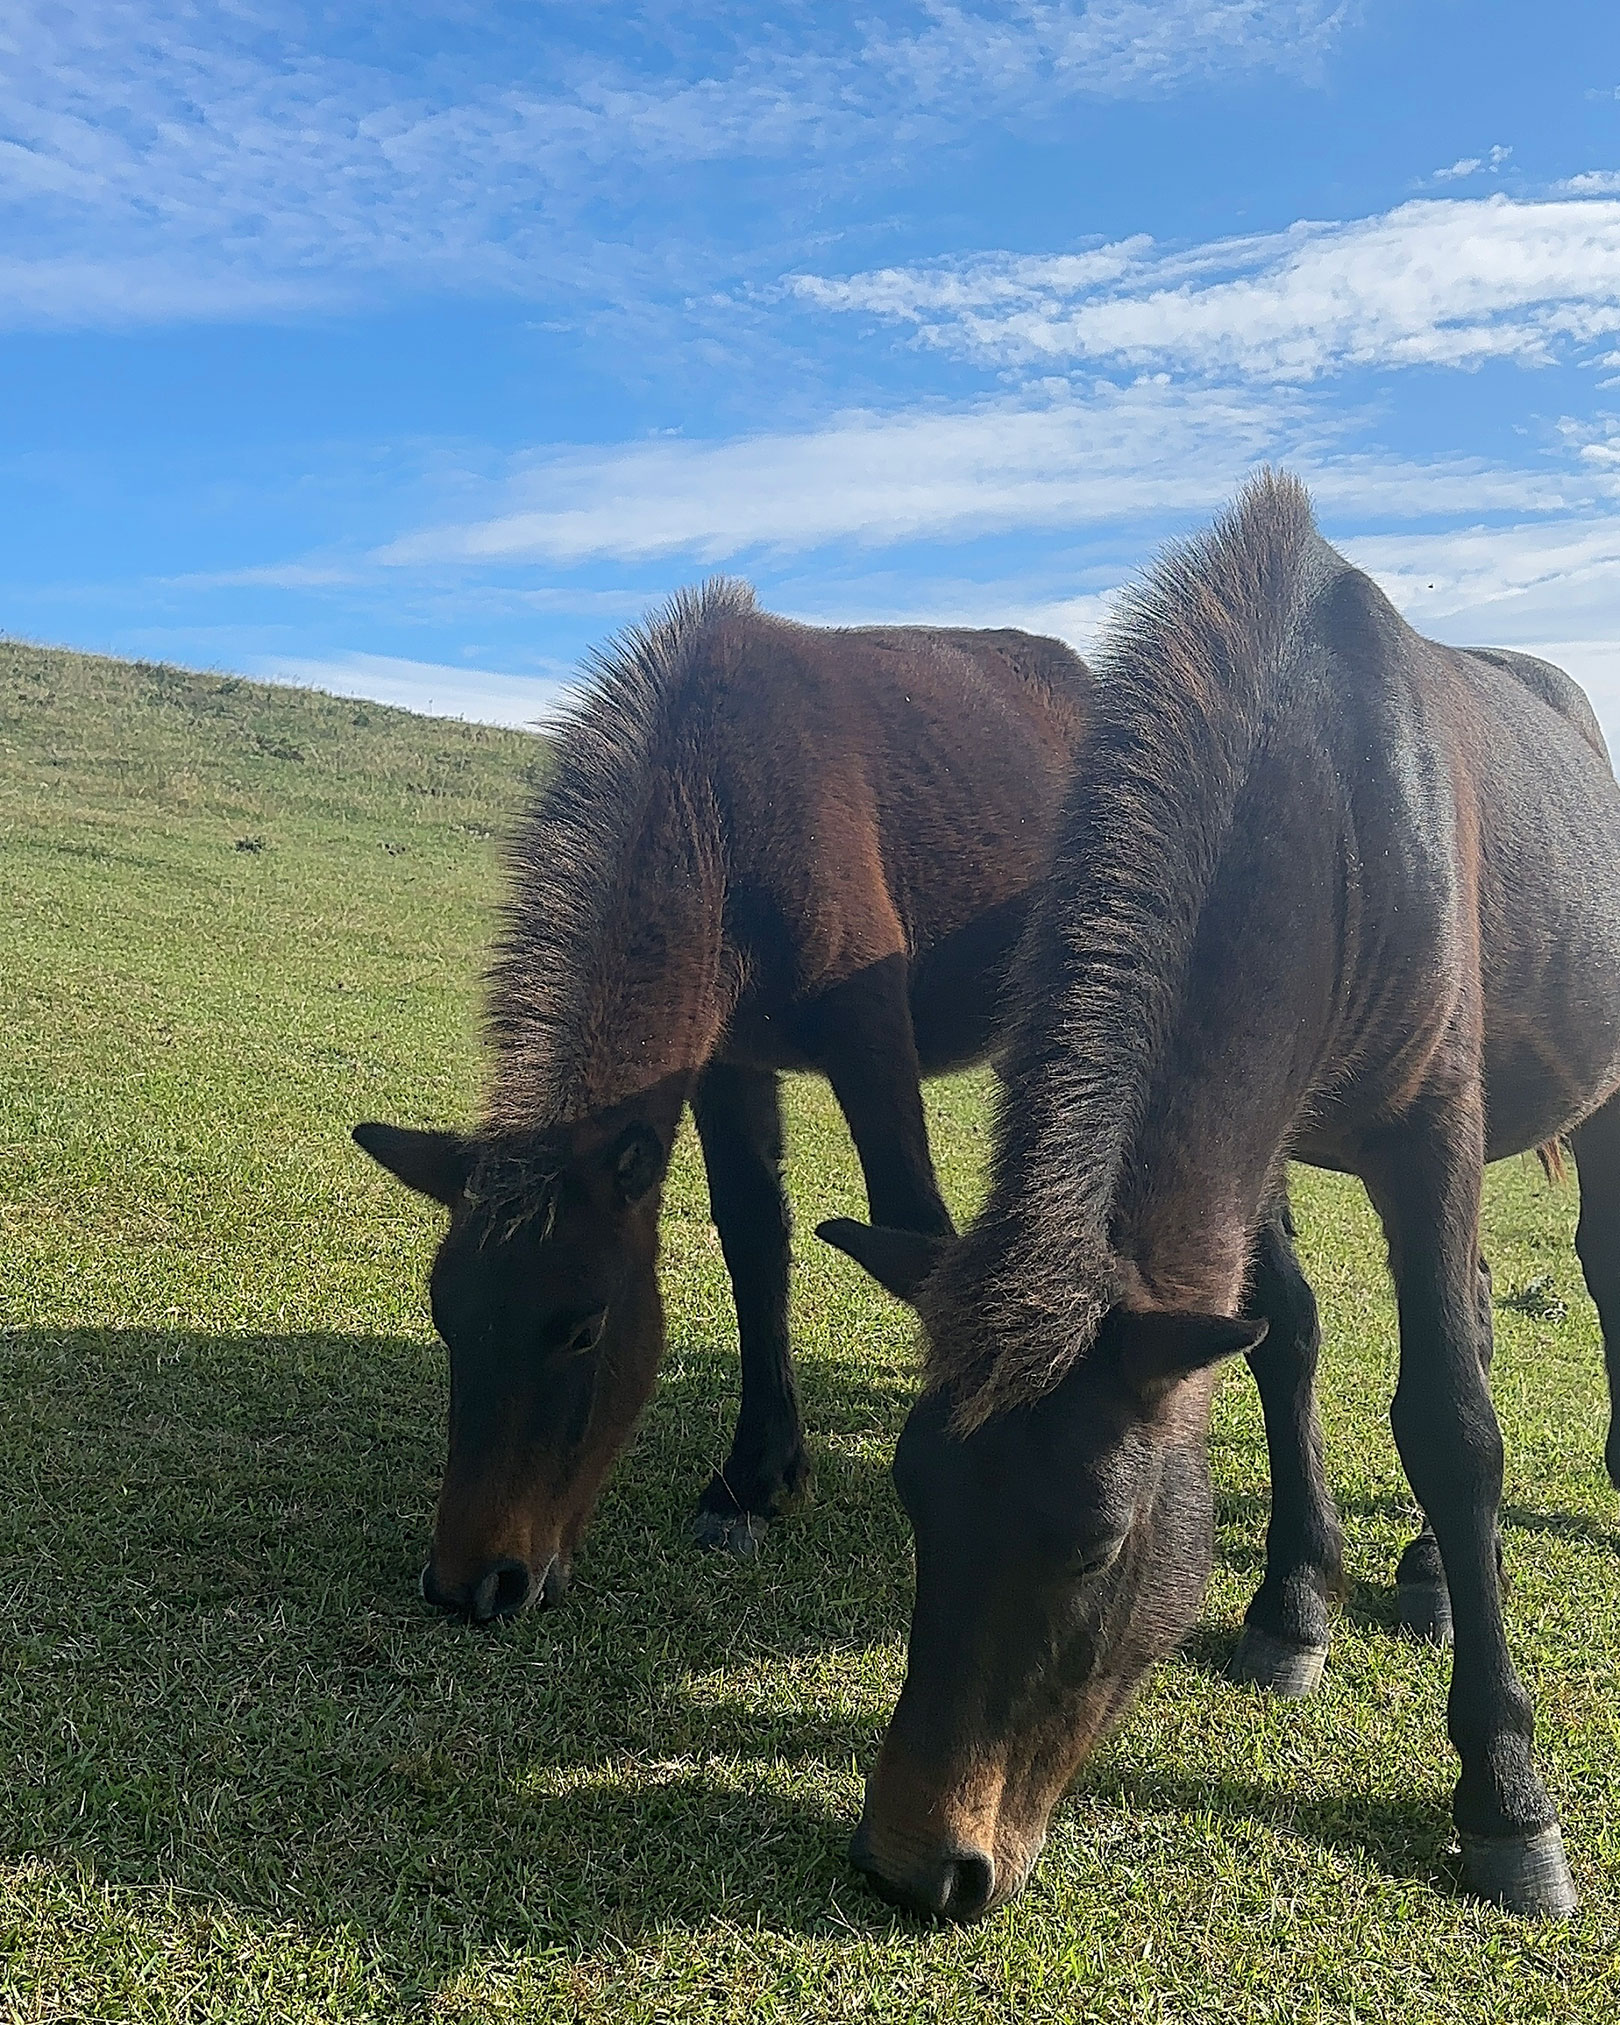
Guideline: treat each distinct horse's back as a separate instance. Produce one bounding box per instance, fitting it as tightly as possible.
[1299,558,1620,893]
[1463,646,1611,768]
[707,611,1089,931]
[696,610,1091,1068]
[1299,556,1620,1151]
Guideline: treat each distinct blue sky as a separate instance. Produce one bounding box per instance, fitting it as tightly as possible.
[5,3,1620,741]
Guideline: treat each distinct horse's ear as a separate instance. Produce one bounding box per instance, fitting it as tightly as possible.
[815,1218,948,1305]
[352,1122,475,1207]
[1117,1309,1267,1393]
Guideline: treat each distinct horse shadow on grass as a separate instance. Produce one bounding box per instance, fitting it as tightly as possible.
[1499,1501,1620,1557]
[1074,1762,1459,1892]
[0,1323,917,1977]
[1204,1481,1446,1650]
[0,1324,1512,1992]
[1194,1475,1620,1677]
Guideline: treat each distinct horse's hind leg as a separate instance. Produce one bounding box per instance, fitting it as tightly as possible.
[1228,1197,1344,1697]
[801,953,955,1238]
[1571,1090,1620,1489]
[690,1063,811,1555]
[1394,1255,1500,1643]
[1368,1090,1576,1916]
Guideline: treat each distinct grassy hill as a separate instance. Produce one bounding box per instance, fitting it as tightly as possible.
[1,639,1617,2023]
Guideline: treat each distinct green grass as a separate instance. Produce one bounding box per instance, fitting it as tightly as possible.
[2,636,1617,2023]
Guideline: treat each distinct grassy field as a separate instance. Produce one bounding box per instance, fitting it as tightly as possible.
[2,637,1617,2024]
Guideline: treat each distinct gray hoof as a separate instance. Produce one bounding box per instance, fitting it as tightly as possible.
[1397,1579,1454,1645]
[691,1508,769,1557]
[1227,1626,1328,1697]
[1460,1825,1578,1918]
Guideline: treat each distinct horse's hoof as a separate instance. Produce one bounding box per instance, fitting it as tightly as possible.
[1397,1579,1454,1645]
[690,1508,769,1557]
[1460,1825,1578,1918]
[1226,1626,1328,1697]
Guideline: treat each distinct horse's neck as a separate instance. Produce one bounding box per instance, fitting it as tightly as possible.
[576,922,733,1116]
[1114,1121,1278,1315]
[1113,894,1322,1313]
[488,836,733,1134]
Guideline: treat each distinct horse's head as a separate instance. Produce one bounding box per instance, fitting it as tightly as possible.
[356,1114,670,1619]
[820,1216,1260,1919]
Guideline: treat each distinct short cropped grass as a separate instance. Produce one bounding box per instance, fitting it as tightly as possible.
[2,638,1617,2023]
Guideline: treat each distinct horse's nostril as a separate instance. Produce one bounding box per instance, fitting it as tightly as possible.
[469,1556,533,1622]
[940,1851,996,1921]
[850,1827,997,1923]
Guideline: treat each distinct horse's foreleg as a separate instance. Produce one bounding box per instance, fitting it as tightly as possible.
[690,1062,810,1555]
[801,953,955,1238]
[1227,1195,1344,1696]
[1369,1089,1577,1917]
[1572,1090,1620,1490]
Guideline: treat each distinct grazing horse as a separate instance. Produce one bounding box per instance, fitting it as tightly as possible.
[821,473,1620,1921]
[355,581,1091,1616]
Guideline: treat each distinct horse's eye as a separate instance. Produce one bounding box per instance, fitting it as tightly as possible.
[547,1307,607,1356]
[1066,1534,1126,1581]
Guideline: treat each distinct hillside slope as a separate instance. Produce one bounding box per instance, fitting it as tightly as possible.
[1,636,1617,2025]
[0,635,542,845]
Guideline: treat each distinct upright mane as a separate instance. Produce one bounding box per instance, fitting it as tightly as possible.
[482,577,756,1139]
[927,470,1324,1428]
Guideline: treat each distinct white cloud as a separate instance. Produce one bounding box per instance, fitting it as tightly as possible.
[370,380,1597,569]
[790,194,1620,381]
[372,383,1292,566]
[0,254,332,326]
[867,1,1348,102]
[772,572,1122,651]
[1563,171,1620,195]
[1434,144,1512,182]
[0,3,1353,328]
[164,561,361,592]
[250,650,571,728]
[1343,516,1620,640]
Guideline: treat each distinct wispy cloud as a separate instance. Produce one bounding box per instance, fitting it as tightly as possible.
[163,561,362,592]
[790,195,1620,381]
[1343,516,1620,639]
[249,650,571,729]
[373,384,1289,566]
[0,3,1353,328]
[372,379,1595,570]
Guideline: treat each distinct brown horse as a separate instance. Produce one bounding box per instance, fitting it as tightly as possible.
[355,581,1091,1617]
[822,473,1620,1922]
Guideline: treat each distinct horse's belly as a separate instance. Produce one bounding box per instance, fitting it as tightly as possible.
[1482,1003,1620,1157]
[1480,876,1620,1153]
